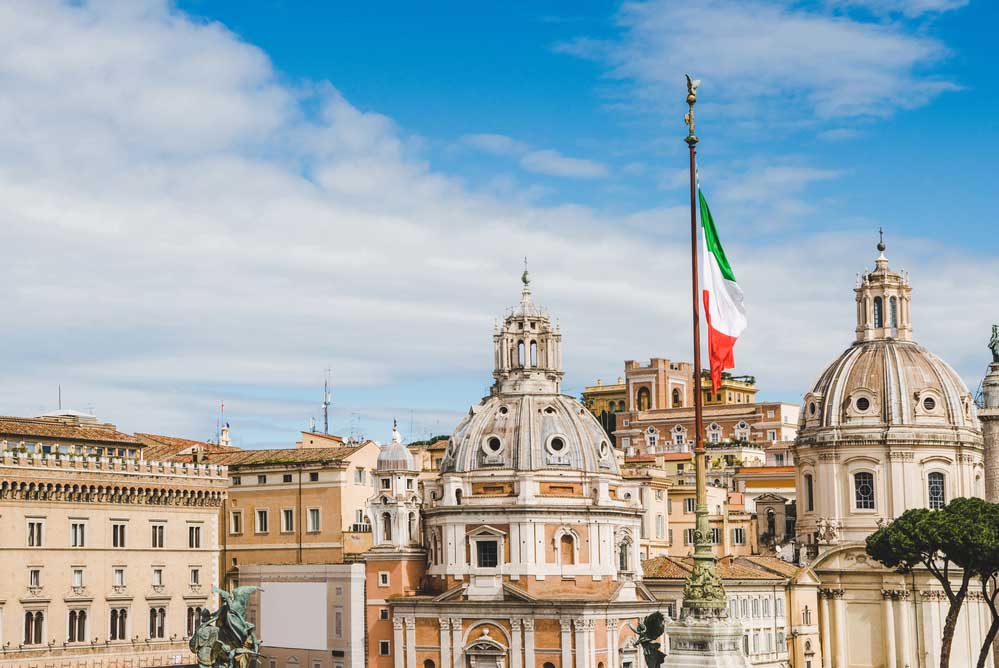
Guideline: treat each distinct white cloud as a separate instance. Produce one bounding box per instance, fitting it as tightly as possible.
[0,1,992,449]
[828,0,969,18]
[557,0,958,122]
[462,133,609,179]
[520,149,609,179]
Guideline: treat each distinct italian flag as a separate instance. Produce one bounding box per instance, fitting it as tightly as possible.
[700,187,747,393]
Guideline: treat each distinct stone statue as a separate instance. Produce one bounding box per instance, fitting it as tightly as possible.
[628,611,667,668]
[189,586,262,668]
[989,324,999,364]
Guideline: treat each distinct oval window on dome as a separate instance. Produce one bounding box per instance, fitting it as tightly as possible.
[809,402,817,416]
[550,437,565,452]
[855,397,871,412]
[498,406,509,415]
[599,441,609,457]
[487,437,502,452]
[544,406,556,415]
[923,397,937,411]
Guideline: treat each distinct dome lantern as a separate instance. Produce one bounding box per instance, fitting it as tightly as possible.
[854,229,912,343]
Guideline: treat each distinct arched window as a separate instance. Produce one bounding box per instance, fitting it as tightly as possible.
[408,512,417,543]
[637,387,651,411]
[618,401,625,412]
[424,661,436,668]
[454,489,462,506]
[854,472,875,509]
[873,297,884,328]
[69,609,86,642]
[928,472,946,509]
[618,541,631,572]
[25,611,43,645]
[544,663,557,668]
[530,341,538,367]
[889,296,898,328]
[804,474,814,512]
[381,513,393,542]
[69,610,78,642]
[110,608,127,640]
[517,341,525,367]
[766,508,776,536]
[560,534,575,565]
[149,607,166,638]
[672,388,682,408]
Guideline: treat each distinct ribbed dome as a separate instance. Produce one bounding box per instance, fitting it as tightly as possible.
[800,339,980,435]
[441,393,617,474]
[377,424,417,471]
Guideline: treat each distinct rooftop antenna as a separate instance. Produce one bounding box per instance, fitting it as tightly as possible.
[322,368,333,435]
[58,385,62,410]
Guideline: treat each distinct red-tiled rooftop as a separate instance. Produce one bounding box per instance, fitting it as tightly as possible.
[0,415,140,445]
[642,555,796,581]
[205,445,366,467]
[136,433,241,462]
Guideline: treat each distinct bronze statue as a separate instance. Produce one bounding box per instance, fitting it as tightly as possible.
[990,324,999,364]
[628,611,667,668]
[190,586,263,668]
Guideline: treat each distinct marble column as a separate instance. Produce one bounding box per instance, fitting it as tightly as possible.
[405,617,417,668]
[819,591,833,668]
[511,618,523,668]
[575,618,588,668]
[439,618,451,668]
[606,618,619,668]
[921,591,940,668]
[831,589,848,668]
[898,591,914,668]
[393,618,404,668]
[524,619,536,668]
[561,618,573,668]
[451,617,463,668]
[881,590,898,668]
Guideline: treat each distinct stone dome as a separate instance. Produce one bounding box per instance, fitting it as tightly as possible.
[377,422,417,472]
[801,339,979,434]
[440,393,617,474]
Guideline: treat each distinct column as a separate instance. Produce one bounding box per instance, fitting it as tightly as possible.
[511,618,523,668]
[561,618,573,668]
[523,619,536,668]
[439,618,451,668]
[881,590,898,668]
[405,617,417,668]
[574,618,587,668]
[819,591,833,668]
[607,618,619,668]
[586,620,597,668]
[898,591,914,668]
[833,590,848,668]
[922,591,940,668]
[393,618,404,668]
[451,617,463,668]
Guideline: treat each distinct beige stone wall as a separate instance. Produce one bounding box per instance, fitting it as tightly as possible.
[0,451,225,666]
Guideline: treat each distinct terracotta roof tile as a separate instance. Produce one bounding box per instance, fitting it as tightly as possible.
[642,555,789,581]
[204,446,366,468]
[0,416,139,445]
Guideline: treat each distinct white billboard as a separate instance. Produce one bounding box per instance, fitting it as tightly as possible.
[260,581,327,650]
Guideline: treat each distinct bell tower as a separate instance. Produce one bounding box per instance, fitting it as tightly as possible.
[854,230,912,342]
[491,264,564,396]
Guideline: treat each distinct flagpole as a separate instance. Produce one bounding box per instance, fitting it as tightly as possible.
[681,74,726,619]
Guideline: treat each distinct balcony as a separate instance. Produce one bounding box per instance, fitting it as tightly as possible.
[350,522,372,533]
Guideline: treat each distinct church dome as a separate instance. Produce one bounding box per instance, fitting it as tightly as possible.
[798,242,980,443]
[442,393,618,474]
[377,422,417,472]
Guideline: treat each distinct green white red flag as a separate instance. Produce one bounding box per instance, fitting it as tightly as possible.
[699,186,747,393]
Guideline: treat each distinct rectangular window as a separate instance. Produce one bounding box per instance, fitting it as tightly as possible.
[775,453,785,465]
[354,468,365,484]
[381,477,391,490]
[153,568,163,586]
[309,471,319,482]
[476,540,499,568]
[281,509,294,533]
[655,515,665,539]
[283,473,293,483]
[355,509,365,524]
[71,521,86,547]
[230,511,243,535]
[729,598,738,618]
[29,568,41,587]
[379,608,389,620]
[379,640,391,656]
[732,528,746,545]
[710,527,722,544]
[334,608,343,639]
[151,524,165,548]
[677,463,684,474]
[73,568,84,587]
[308,508,320,532]
[776,596,784,616]
[684,528,695,545]
[854,471,876,510]
[189,525,202,548]
[406,478,413,490]
[378,572,389,587]
[752,598,760,617]
[232,476,241,486]
[768,429,777,441]
[191,568,200,585]
[668,529,673,545]
[684,498,696,513]
[113,568,125,587]
[112,523,127,548]
[256,510,269,533]
[257,475,267,485]
[27,520,43,547]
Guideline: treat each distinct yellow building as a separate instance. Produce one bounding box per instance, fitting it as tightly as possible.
[700,370,758,405]
[0,412,226,668]
[581,376,627,415]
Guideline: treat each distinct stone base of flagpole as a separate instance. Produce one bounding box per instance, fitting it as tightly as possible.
[665,615,751,668]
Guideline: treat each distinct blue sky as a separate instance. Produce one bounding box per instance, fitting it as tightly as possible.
[0,0,997,447]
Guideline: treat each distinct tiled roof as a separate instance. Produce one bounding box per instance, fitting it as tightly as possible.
[642,555,789,581]
[0,416,140,445]
[205,446,366,468]
[735,555,802,578]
